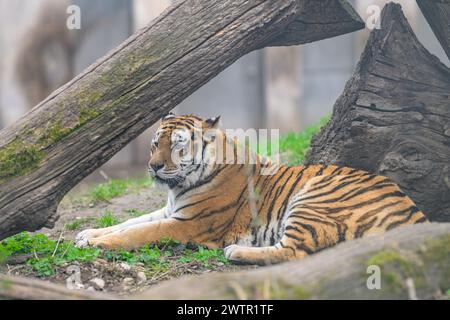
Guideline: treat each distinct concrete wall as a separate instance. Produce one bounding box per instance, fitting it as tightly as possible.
[0,0,42,126]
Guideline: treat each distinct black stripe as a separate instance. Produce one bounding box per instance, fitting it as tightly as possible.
[258,167,291,213]
[175,165,227,200]
[284,231,304,243]
[295,242,314,255]
[385,207,420,230]
[299,175,367,202]
[378,206,419,227]
[336,222,347,243]
[356,200,403,222]
[174,194,218,212]
[308,166,344,188]
[279,241,296,255]
[355,216,377,238]
[333,182,393,203]
[290,215,335,227]
[300,191,406,214]
[310,181,392,205]
[264,172,294,241]
[414,216,428,223]
[276,167,308,220]
[315,165,325,176]
[293,222,319,247]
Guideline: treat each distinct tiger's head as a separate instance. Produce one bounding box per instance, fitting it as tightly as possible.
[148,113,223,189]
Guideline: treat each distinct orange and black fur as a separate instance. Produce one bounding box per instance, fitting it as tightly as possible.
[76,114,428,265]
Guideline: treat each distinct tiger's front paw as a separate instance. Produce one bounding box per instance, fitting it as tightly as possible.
[87,237,115,249]
[224,244,247,264]
[75,229,101,248]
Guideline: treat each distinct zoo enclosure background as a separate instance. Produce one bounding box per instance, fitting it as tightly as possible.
[0,0,448,181]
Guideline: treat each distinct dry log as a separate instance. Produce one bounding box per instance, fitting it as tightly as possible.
[136,223,450,300]
[0,0,364,240]
[305,3,450,222]
[0,274,115,300]
[416,0,450,60]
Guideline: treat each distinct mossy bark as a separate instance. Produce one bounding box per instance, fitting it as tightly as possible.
[0,0,364,239]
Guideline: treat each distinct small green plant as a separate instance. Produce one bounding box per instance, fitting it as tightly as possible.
[65,217,94,230]
[178,245,228,267]
[0,232,101,276]
[278,116,329,165]
[102,246,169,273]
[257,116,329,165]
[88,178,152,203]
[96,210,119,228]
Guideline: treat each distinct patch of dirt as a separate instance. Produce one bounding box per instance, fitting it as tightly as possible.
[1,183,257,297]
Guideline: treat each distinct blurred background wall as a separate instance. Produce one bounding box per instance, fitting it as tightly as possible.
[0,0,448,179]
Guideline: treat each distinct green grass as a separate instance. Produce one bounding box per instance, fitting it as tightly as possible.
[0,232,101,276]
[87,177,153,203]
[96,210,120,228]
[278,116,329,165]
[0,233,228,277]
[177,245,228,267]
[65,217,95,231]
[257,116,329,165]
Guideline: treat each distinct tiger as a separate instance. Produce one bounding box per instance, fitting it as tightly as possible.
[75,113,429,265]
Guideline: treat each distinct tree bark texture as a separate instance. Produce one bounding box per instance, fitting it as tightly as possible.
[0,0,364,240]
[0,274,116,300]
[305,3,450,222]
[416,0,450,61]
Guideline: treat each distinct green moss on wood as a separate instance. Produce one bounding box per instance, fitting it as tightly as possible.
[0,279,12,290]
[0,105,102,183]
[0,140,45,183]
[233,279,312,300]
[79,107,100,126]
[366,248,428,294]
[420,234,450,291]
[367,250,420,278]
[39,121,74,145]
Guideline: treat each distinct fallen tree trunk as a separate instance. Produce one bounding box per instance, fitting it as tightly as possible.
[0,0,364,240]
[0,274,116,300]
[305,3,450,222]
[416,0,450,60]
[136,223,450,299]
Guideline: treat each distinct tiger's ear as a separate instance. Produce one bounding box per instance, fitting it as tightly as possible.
[162,111,176,121]
[205,116,221,129]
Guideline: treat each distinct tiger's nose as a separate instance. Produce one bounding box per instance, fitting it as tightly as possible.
[150,164,164,172]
